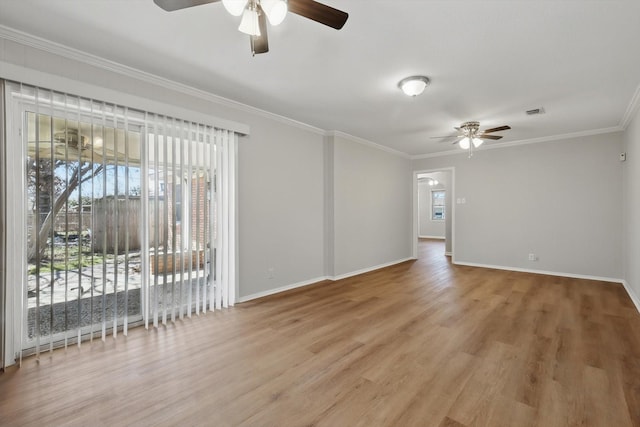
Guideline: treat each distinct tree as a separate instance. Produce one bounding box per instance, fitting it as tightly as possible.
[27,160,103,262]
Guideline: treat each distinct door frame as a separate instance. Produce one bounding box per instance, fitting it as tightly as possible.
[412,167,456,261]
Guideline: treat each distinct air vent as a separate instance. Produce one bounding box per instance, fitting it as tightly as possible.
[526,107,545,116]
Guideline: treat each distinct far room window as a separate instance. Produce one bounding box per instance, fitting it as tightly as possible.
[432,190,445,221]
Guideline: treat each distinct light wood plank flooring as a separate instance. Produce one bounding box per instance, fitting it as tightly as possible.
[1,239,640,426]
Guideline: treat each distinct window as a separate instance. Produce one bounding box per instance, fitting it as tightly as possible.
[432,190,445,220]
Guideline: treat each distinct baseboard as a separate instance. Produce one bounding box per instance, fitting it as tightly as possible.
[237,276,328,303]
[419,235,445,240]
[622,280,640,314]
[445,252,452,257]
[238,258,415,303]
[453,261,623,284]
[330,257,414,281]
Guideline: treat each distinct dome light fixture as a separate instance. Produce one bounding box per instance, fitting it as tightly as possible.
[398,75,431,97]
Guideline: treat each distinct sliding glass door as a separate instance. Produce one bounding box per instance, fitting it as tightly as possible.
[24,110,143,352]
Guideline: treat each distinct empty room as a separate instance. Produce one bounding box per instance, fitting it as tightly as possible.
[1,1,639,426]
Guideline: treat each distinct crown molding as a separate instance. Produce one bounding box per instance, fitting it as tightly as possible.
[411,148,465,160]
[620,84,640,129]
[0,25,634,155]
[0,25,325,136]
[411,126,624,160]
[327,131,411,159]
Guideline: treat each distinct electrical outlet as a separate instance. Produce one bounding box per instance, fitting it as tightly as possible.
[267,267,275,279]
[528,253,537,261]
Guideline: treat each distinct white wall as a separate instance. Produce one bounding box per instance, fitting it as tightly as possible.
[413,133,624,280]
[331,134,413,278]
[623,105,640,308]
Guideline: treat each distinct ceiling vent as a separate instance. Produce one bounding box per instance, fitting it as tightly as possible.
[526,107,545,116]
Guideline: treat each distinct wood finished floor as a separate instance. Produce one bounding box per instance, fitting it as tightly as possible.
[1,239,640,427]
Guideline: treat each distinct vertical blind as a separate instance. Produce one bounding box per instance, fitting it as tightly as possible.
[3,81,237,363]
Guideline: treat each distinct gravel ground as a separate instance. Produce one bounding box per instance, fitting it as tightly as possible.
[26,279,211,338]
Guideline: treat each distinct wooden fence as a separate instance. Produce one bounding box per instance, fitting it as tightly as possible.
[91,196,166,252]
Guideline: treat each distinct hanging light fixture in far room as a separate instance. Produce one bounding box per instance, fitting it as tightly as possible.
[398,75,431,97]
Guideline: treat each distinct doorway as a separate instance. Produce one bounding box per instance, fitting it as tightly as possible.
[413,168,455,260]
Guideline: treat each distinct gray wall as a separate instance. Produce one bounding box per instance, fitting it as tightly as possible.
[331,134,413,277]
[0,36,413,301]
[623,105,640,306]
[413,133,624,280]
[238,118,326,298]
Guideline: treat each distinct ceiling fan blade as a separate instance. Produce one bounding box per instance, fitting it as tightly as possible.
[478,134,503,140]
[288,0,349,29]
[250,5,269,55]
[482,125,511,134]
[430,135,462,139]
[153,0,219,11]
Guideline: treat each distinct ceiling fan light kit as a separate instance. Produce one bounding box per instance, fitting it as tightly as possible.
[398,75,431,97]
[222,0,247,16]
[261,0,287,25]
[238,3,261,36]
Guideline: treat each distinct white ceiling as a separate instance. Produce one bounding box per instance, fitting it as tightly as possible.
[1,0,639,156]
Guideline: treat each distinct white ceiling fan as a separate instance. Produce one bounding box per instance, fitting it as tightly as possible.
[153,0,349,55]
[432,121,511,156]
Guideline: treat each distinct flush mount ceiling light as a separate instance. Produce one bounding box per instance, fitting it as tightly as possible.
[154,0,348,55]
[398,76,431,97]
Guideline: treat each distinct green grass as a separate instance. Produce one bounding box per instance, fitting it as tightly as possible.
[28,247,106,275]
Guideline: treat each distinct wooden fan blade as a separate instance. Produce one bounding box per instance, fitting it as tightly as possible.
[429,135,462,139]
[250,5,269,55]
[478,134,503,140]
[482,125,511,134]
[288,0,348,29]
[153,0,219,12]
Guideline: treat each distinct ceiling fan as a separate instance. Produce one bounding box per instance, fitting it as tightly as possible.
[431,121,511,156]
[153,0,349,55]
